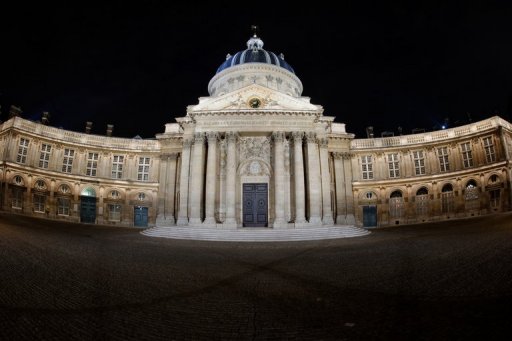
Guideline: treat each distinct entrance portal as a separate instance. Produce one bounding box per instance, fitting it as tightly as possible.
[134,206,148,227]
[243,183,268,227]
[80,196,96,223]
[363,205,377,227]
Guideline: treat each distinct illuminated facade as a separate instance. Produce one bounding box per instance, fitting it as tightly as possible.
[1,34,511,229]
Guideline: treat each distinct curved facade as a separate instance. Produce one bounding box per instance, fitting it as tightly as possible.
[1,35,511,228]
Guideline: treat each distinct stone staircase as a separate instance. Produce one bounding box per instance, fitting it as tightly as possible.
[141,225,370,242]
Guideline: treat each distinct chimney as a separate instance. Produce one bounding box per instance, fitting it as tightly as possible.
[9,105,22,118]
[85,121,93,134]
[41,112,50,125]
[106,124,114,137]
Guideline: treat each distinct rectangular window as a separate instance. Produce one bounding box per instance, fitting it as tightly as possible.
[57,197,70,216]
[137,157,150,181]
[387,153,400,178]
[111,155,124,179]
[39,143,52,169]
[460,142,473,168]
[361,155,373,180]
[17,138,29,164]
[412,150,426,175]
[437,147,450,172]
[109,204,122,221]
[483,137,496,163]
[62,148,75,173]
[86,152,99,176]
[12,189,23,209]
[33,194,46,213]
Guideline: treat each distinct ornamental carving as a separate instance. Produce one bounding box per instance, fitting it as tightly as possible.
[318,138,328,148]
[239,136,271,163]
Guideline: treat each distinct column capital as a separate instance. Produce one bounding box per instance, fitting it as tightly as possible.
[226,131,238,143]
[333,152,353,160]
[206,131,219,142]
[194,132,205,143]
[272,131,285,142]
[291,131,304,142]
[318,137,329,148]
[305,132,317,143]
[182,138,193,148]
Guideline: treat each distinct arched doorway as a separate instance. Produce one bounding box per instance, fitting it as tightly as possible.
[389,190,404,220]
[80,187,96,223]
[464,179,480,211]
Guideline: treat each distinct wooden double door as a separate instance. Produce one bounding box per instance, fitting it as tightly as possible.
[243,183,268,227]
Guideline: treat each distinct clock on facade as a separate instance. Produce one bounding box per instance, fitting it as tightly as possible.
[248,97,261,108]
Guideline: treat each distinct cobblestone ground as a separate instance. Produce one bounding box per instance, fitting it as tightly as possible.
[1,212,512,340]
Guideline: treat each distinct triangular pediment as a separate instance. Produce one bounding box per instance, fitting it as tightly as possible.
[187,84,322,114]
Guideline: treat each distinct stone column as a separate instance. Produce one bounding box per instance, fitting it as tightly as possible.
[189,133,206,225]
[343,154,356,224]
[273,131,286,228]
[319,138,334,225]
[333,153,346,223]
[157,153,178,226]
[292,132,306,225]
[176,138,193,226]
[224,132,237,228]
[305,132,322,224]
[203,132,218,226]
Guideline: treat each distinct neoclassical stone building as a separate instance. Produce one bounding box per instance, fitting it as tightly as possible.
[1,34,511,229]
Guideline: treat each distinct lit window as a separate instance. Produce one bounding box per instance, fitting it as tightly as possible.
[137,157,150,181]
[387,153,400,178]
[437,147,450,172]
[17,138,29,164]
[86,153,99,176]
[39,143,52,169]
[412,150,426,175]
[62,149,74,173]
[460,142,473,168]
[483,137,496,163]
[108,204,122,221]
[33,194,46,213]
[57,197,70,216]
[111,155,124,179]
[361,155,373,180]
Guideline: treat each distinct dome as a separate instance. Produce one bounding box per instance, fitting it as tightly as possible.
[216,35,295,74]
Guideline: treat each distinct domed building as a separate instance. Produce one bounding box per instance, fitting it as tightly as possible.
[1,33,511,233]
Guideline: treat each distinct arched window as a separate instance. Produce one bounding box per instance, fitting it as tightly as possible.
[441,183,454,214]
[365,192,376,200]
[13,175,24,186]
[389,190,404,218]
[59,184,71,194]
[465,179,479,211]
[110,190,120,200]
[81,187,96,197]
[137,192,146,201]
[416,187,429,216]
[34,180,47,191]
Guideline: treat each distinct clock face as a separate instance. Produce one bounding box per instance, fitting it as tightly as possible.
[248,97,261,108]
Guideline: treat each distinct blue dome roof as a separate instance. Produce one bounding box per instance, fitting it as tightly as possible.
[216,35,295,74]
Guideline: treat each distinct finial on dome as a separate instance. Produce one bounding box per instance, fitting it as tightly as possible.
[251,25,258,37]
[247,25,264,51]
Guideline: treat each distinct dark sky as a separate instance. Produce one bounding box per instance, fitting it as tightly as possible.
[1,2,512,138]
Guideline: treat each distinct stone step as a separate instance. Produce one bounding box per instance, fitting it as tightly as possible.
[141,225,370,242]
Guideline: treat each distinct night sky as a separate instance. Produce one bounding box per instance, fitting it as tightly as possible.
[1,2,511,138]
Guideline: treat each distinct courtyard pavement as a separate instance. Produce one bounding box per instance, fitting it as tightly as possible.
[1,212,511,340]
